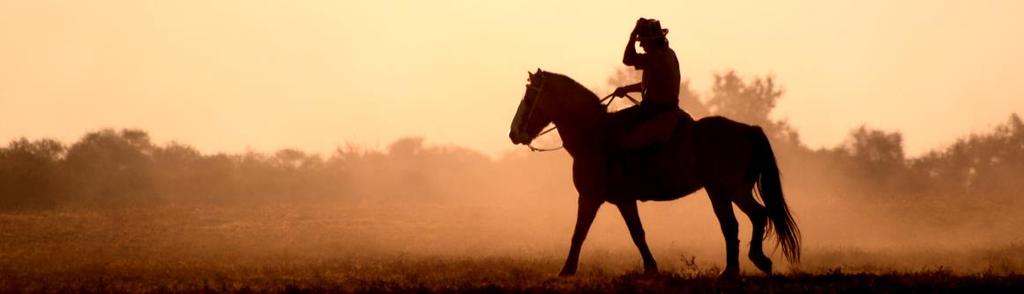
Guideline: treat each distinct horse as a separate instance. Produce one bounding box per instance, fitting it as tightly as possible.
[508,69,800,278]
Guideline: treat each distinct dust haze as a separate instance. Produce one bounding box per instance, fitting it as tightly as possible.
[3,69,1022,278]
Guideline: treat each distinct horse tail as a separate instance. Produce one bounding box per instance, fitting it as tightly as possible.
[751,127,801,263]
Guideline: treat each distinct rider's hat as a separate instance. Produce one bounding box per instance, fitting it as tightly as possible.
[637,18,669,40]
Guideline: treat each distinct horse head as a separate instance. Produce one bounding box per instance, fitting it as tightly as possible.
[509,69,555,145]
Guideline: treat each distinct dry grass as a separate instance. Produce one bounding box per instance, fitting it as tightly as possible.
[1,204,1022,293]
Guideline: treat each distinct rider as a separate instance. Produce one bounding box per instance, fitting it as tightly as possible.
[611,18,684,144]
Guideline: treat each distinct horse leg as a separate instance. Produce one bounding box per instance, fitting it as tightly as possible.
[734,193,773,275]
[710,190,740,278]
[616,201,658,274]
[559,198,601,276]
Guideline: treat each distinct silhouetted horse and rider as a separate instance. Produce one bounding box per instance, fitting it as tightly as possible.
[509,18,800,278]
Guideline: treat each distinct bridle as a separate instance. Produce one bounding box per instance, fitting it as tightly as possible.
[521,72,559,152]
[519,72,639,152]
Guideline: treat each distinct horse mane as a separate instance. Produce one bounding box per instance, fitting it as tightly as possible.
[540,71,604,112]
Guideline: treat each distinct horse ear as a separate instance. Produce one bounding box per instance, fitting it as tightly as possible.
[536,68,542,74]
[527,71,534,82]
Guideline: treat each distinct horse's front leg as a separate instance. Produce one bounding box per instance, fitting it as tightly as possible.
[559,197,602,276]
[617,201,658,274]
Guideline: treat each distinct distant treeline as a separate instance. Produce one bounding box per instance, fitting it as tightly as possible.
[2,70,1022,214]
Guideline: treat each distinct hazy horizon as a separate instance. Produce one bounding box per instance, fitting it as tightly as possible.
[3,1,1023,158]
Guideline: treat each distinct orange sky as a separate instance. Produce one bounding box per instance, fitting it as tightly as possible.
[2,1,1022,157]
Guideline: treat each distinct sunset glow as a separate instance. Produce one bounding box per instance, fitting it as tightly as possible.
[2,1,1022,155]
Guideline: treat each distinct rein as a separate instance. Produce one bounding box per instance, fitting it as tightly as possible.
[526,89,638,152]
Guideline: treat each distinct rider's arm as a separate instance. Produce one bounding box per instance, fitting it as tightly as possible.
[613,82,643,97]
[623,19,648,68]
[622,32,640,67]
[620,83,643,93]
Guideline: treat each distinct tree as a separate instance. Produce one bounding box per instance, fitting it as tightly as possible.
[0,138,65,209]
[841,126,910,194]
[151,142,204,201]
[705,70,804,149]
[912,113,1024,201]
[64,129,156,205]
[706,70,781,127]
[847,126,905,165]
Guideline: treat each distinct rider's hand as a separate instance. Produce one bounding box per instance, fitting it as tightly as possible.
[612,86,629,97]
[632,18,647,35]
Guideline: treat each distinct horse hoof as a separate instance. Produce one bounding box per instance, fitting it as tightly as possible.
[750,255,773,275]
[718,268,740,280]
[558,268,577,277]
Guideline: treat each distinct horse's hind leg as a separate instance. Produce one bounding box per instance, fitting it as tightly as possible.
[616,201,658,274]
[708,189,740,278]
[734,192,773,275]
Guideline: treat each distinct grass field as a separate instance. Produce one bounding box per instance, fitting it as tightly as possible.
[4,259,1024,293]
[2,204,1022,293]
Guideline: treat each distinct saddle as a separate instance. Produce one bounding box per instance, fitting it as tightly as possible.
[605,109,696,202]
[616,108,693,149]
